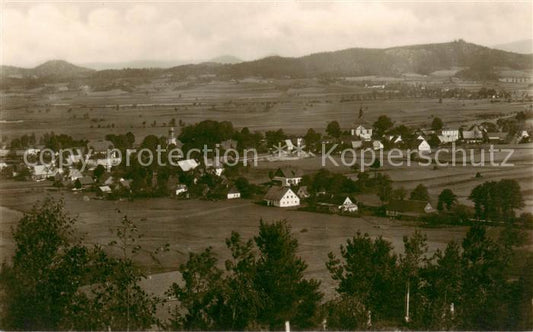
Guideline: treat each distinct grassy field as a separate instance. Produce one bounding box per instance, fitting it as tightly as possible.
[0,180,476,299]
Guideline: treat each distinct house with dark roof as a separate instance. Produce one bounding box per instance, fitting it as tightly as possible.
[264,186,300,207]
[227,186,241,199]
[273,166,303,186]
[386,199,434,218]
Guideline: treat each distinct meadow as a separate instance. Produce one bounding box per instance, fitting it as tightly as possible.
[1,79,531,141]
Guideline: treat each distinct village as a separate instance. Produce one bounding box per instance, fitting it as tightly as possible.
[1,105,531,224]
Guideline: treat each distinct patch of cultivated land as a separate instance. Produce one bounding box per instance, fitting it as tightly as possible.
[0,180,473,299]
[1,80,531,140]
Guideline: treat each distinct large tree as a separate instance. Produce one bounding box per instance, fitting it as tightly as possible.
[437,188,457,211]
[410,184,430,201]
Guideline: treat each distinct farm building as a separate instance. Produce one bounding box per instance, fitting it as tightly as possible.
[486,132,508,143]
[461,128,484,143]
[273,166,303,186]
[386,199,435,218]
[226,186,241,199]
[264,186,300,207]
[373,140,384,150]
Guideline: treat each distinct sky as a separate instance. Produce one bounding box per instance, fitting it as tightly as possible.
[1,1,532,68]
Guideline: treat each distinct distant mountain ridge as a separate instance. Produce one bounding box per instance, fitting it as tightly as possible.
[1,60,93,79]
[2,40,532,81]
[493,39,533,55]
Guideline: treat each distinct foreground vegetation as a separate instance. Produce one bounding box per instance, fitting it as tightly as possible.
[0,198,531,330]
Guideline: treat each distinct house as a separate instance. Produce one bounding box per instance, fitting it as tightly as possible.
[338,196,358,212]
[440,129,459,143]
[226,186,241,199]
[418,140,431,152]
[175,184,188,196]
[98,185,112,195]
[264,187,300,207]
[66,168,83,182]
[486,132,508,143]
[297,186,310,199]
[386,199,435,218]
[76,176,94,189]
[167,127,177,146]
[119,178,131,190]
[351,125,373,141]
[285,139,295,151]
[373,140,384,151]
[518,130,530,143]
[273,166,303,186]
[462,125,485,143]
[351,140,363,149]
[32,164,58,181]
[87,139,115,156]
[178,159,199,172]
[317,195,358,213]
[389,135,402,144]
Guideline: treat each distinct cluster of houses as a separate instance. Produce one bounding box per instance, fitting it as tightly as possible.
[349,121,531,153]
[262,165,435,219]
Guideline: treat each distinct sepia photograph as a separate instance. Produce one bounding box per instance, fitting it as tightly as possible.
[0,0,532,330]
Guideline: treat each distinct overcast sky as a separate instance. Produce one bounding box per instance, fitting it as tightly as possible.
[2,1,532,68]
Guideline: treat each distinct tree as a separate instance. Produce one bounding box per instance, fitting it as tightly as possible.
[431,117,444,131]
[304,128,322,151]
[0,198,90,330]
[93,164,106,181]
[168,247,224,330]
[254,220,323,329]
[392,187,408,200]
[469,180,523,221]
[326,232,401,328]
[410,184,430,201]
[373,115,394,137]
[326,121,341,138]
[437,189,457,211]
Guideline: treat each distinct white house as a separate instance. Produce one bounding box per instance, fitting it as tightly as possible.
[338,196,358,212]
[373,140,384,150]
[175,184,188,196]
[273,166,303,186]
[351,125,373,141]
[351,140,363,149]
[264,187,300,207]
[418,140,431,152]
[440,129,459,143]
[178,159,199,172]
[227,186,241,199]
[167,127,177,146]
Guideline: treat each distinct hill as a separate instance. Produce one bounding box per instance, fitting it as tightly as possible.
[493,39,533,55]
[1,60,94,80]
[218,40,532,78]
[2,40,532,83]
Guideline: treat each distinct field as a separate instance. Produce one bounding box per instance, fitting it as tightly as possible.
[1,78,532,300]
[1,79,531,141]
